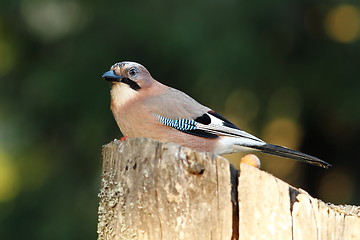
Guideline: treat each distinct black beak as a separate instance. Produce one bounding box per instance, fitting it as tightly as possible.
[102,70,125,82]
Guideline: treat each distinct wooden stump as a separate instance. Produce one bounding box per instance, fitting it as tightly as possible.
[97,138,360,240]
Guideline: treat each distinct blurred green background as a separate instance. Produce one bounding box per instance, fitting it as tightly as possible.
[1,0,360,239]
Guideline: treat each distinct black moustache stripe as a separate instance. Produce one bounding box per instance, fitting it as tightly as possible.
[121,78,141,91]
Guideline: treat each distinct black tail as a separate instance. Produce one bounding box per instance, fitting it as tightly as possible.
[250,143,331,168]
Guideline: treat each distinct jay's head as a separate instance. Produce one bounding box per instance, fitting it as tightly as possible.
[102,61,153,91]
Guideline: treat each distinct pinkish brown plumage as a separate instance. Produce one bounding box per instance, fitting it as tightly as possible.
[107,63,218,152]
[102,61,330,168]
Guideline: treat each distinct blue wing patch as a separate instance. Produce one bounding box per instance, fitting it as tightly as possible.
[153,114,197,131]
[153,113,219,139]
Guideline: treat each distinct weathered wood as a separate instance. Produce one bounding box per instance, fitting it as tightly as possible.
[238,163,293,239]
[97,138,360,240]
[238,163,360,240]
[98,138,235,240]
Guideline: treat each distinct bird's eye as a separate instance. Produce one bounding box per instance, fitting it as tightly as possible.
[128,67,139,77]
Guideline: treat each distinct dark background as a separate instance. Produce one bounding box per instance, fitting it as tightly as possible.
[1,0,359,239]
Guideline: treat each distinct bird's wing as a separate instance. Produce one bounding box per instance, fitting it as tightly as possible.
[146,87,330,168]
[152,110,265,144]
[144,87,212,119]
[146,87,265,143]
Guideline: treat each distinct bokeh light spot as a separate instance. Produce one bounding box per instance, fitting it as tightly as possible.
[20,0,85,41]
[261,118,302,176]
[318,169,353,203]
[0,151,20,202]
[224,88,259,130]
[325,4,360,43]
[262,117,302,150]
[0,36,17,76]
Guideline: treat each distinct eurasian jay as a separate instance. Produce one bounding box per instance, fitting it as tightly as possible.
[102,61,331,168]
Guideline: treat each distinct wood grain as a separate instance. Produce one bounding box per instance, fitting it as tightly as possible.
[97,138,360,240]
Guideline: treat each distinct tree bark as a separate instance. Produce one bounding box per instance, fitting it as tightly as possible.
[97,138,360,240]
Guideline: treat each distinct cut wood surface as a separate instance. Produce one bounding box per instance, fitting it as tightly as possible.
[97,138,360,240]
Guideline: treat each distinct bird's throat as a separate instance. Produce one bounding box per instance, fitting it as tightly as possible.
[110,84,139,109]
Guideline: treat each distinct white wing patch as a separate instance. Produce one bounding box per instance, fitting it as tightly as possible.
[196,113,266,143]
[207,113,224,125]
